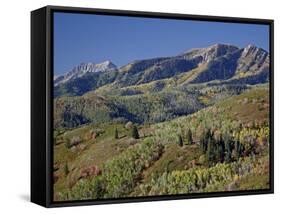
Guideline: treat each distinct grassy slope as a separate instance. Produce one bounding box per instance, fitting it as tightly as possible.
[130,86,270,194]
[153,85,269,141]
[54,85,270,199]
[54,123,135,194]
[94,64,208,95]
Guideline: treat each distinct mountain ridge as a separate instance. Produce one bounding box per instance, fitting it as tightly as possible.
[54,44,269,98]
[54,60,117,86]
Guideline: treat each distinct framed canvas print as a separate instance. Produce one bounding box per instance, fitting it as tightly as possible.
[31,5,274,207]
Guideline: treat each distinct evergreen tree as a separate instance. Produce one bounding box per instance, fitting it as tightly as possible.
[199,134,206,153]
[65,138,71,149]
[224,136,232,163]
[200,129,209,153]
[213,140,220,163]
[206,137,215,164]
[234,140,242,160]
[205,128,212,140]
[177,134,183,147]
[218,134,225,163]
[131,125,139,139]
[64,163,69,176]
[114,128,119,139]
[187,129,193,145]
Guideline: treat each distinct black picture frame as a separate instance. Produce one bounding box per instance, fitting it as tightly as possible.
[31,5,274,208]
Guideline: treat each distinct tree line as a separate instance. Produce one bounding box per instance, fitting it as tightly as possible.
[199,129,243,165]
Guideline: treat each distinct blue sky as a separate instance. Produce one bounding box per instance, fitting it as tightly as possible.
[54,12,269,75]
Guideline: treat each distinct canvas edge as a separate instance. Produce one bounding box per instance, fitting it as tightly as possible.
[30,5,274,208]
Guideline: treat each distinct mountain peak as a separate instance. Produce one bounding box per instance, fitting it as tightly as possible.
[209,43,236,49]
[101,60,113,65]
[54,60,117,86]
[241,44,268,58]
[243,44,258,53]
[207,43,239,52]
[236,44,269,74]
[182,43,239,63]
[246,44,256,48]
[95,60,117,69]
